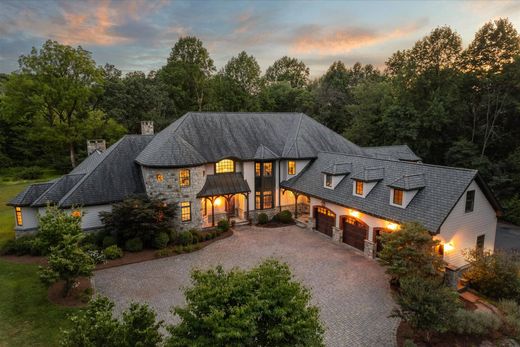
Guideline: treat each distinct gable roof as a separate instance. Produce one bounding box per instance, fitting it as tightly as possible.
[253,144,279,161]
[58,135,154,207]
[388,173,426,191]
[321,161,352,176]
[281,152,500,233]
[136,112,365,167]
[363,145,421,162]
[32,174,85,207]
[8,181,56,206]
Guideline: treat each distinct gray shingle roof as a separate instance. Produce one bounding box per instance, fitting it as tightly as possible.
[136,112,365,167]
[363,145,421,161]
[322,162,352,175]
[351,167,385,182]
[281,152,489,232]
[389,173,426,191]
[70,150,104,174]
[57,135,154,207]
[196,173,251,198]
[253,145,279,161]
[32,174,85,207]
[7,181,56,206]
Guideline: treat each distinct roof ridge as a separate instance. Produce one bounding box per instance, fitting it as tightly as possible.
[57,135,129,207]
[317,151,478,173]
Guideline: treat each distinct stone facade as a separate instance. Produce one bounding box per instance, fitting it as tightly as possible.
[332,226,342,242]
[142,165,205,231]
[364,239,375,259]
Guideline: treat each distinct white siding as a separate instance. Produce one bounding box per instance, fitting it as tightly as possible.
[243,161,255,211]
[279,160,310,182]
[14,207,39,232]
[437,180,497,268]
[78,205,112,230]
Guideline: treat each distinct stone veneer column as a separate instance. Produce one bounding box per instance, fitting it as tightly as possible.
[364,239,375,259]
[307,217,315,231]
[332,226,342,243]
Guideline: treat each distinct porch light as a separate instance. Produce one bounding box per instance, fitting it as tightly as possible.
[387,222,399,231]
[444,242,454,253]
[349,210,360,218]
[214,197,222,206]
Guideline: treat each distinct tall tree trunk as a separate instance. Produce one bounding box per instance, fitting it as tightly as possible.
[69,143,77,168]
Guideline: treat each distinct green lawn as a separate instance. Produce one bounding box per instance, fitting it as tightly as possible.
[0,260,79,347]
[0,176,58,247]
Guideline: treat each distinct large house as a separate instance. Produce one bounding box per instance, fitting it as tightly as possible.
[9,112,501,276]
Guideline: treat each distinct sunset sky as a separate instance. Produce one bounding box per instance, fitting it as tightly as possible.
[1,0,520,76]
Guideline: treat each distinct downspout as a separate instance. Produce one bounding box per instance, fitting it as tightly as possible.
[278,160,282,212]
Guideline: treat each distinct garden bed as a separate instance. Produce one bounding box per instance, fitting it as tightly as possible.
[48,276,92,307]
[1,230,233,270]
[395,320,494,347]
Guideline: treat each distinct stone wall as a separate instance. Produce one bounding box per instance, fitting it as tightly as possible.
[142,165,205,231]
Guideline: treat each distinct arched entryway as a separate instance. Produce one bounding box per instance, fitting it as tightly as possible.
[314,206,336,237]
[341,216,368,251]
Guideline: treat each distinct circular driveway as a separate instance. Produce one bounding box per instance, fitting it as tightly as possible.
[94,226,398,347]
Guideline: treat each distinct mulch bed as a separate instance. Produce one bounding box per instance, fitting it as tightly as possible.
[96,229,233,270]
[48,277,92,307]
[256,221,296,228]
[1,229,234,270]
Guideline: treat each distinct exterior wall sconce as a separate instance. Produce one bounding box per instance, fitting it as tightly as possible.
[387,222,399,231]
[214,197,222,207]
[349,210,360,218]
[444,242,454,252]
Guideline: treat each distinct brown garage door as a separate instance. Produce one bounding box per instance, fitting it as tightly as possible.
[315,206,335,237]
[342,216,368,251]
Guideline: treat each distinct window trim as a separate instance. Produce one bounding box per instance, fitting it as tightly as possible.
[465,190,475,213]
[393,189,404,206]
[263,162,273,177]
[288,161,296,175]
[179,169,191,187]
[325,174,332,188]
[215,159,235,174]
[180,201,191,222]
[476,234,485,254]
[15,207,23,226]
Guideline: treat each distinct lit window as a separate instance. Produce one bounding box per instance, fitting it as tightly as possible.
[325,174,332,187]
[263,162,272,176]
[393,189,403,205]
[156,173,164,182]
[216,159,234,173]
[465,190,475,213]
[180,169,190,187]
[255,163,261,177]
[355,181,363,195]
[263,191,273,209]
[15,207,23,226]
[71,210,82,218]
[181,201,191,222]
[255,191,261,209]
[316,206,334,217]
[288,161,296,175]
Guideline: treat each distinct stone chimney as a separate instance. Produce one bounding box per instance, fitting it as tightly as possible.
[87,139,106,155]
[141,121,154,135]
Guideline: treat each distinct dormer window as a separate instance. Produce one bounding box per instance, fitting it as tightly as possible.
[325,174,332,188]
[355,181,363,195]
[393,189,403,206]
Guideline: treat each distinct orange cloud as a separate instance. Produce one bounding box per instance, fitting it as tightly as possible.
[5,0,169,46]
[292,22,424,55]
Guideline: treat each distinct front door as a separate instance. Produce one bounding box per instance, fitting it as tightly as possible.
[342,217,368,251]
[314,206,335,237]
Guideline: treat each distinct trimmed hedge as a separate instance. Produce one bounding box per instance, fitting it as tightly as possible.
[257,213,268,225]
[153,232,169,249]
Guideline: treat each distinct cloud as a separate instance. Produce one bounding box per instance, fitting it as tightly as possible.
[291,21,427,55]
[0,0,170,47]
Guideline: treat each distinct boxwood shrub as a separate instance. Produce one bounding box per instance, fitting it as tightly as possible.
[125,238,143,252]
[153,232,169,249]
[257,213,268,225]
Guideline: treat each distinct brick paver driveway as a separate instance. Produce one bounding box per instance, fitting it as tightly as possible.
[94,226,398,346]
